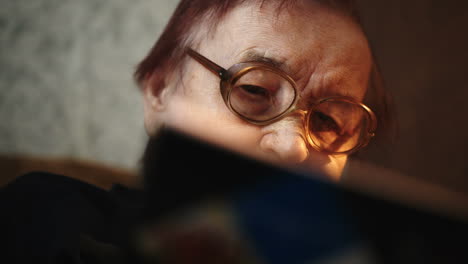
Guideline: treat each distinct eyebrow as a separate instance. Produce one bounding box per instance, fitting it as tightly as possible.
[240,51,291,73]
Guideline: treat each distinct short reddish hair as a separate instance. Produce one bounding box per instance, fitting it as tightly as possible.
[134,0,360,86]
[135,0,396,151]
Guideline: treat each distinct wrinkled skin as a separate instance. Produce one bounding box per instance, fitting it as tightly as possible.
[143,2,372,181]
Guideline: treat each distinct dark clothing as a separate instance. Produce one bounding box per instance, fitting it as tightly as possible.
[0,171,143,264]
[2,130,468,264]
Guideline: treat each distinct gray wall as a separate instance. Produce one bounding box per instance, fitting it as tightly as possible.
[0,0,178,169]
[1,1,467,192]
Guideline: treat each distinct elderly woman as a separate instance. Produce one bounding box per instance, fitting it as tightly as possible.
[0,0,396,263]
[137,0,390,180]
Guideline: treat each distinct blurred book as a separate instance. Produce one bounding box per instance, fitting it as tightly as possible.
[126,128,468,264]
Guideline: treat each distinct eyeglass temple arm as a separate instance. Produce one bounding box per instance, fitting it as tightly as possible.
[187,48,228,79]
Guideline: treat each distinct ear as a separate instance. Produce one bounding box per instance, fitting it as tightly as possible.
[142,71,173,135]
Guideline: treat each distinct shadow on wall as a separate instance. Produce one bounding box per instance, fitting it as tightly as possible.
[357,0,468,193]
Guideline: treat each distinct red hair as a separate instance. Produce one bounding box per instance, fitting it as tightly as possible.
[134,0,396,151]
[134,0,360,86]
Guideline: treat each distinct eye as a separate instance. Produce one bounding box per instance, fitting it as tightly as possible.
[236,84,272,104]
[239,85,270,97]
[230,84,273,118]
[311,111,340,133]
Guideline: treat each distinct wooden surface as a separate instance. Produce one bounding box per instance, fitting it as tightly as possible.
[0,154,140,190]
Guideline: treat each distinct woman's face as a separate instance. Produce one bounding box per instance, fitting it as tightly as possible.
[144,2,372,181]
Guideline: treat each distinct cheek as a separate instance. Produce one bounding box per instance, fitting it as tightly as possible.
[164,87,265,156]
[182,67,226,110]
[325,155,348,181]
[299,151,348,181]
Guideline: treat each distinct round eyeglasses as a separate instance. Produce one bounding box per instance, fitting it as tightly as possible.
[186,48,377,155]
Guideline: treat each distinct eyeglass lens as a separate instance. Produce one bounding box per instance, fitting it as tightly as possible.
[307,100,369,153]
[230,68,296,121]
[228,69,370,153]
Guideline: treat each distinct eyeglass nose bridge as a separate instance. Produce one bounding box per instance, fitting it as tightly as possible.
[251,107,312,143]
[272,108,308,125]
[268,108,315,149]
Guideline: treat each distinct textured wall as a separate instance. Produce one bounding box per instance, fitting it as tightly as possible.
[0,0,178,169]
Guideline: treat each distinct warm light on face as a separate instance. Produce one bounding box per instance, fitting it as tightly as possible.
[144,2,373,179]
[186,49,377,155]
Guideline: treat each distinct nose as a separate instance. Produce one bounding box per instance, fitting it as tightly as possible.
[259,115,309,164]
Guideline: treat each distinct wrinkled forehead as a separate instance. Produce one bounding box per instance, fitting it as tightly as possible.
[193,1,368,54]
[191,2,371,101]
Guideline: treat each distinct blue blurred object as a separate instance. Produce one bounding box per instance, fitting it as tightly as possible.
[229,174,360,264]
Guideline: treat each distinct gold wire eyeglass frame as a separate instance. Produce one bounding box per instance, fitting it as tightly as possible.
[186,48,377,155]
